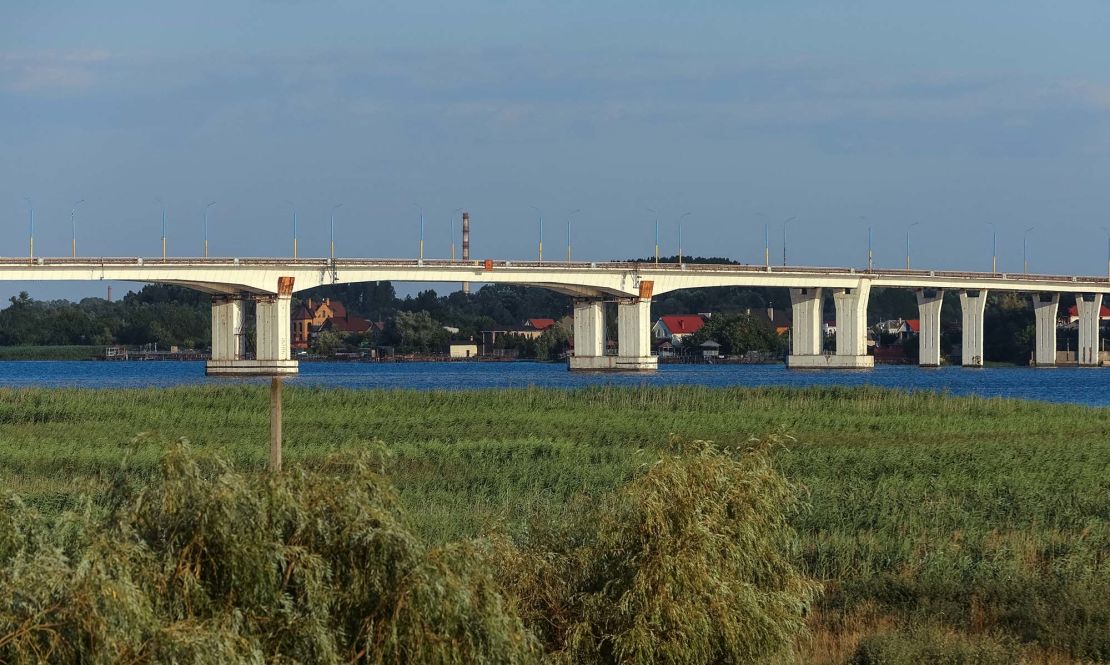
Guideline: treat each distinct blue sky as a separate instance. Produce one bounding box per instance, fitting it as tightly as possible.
[3,1,1110,300]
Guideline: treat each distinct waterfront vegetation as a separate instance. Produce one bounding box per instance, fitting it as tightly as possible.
[1,385,1108,662]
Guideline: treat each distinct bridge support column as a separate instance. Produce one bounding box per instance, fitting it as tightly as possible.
[209,296,246,362]
[1032,293,1059,367]
[1075,293,1103,366]
[915,288,944,367]
[959,290,988,367]
[207,277,299,377]
[616,297,657,370]
[831,284,873,367]
[568,299,608,370]
[786,287,823,368]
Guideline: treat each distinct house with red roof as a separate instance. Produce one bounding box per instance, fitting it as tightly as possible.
[652,315,706,345]
[292,298,373,349]
[1065,304,1110,324]
[524,318,557,332]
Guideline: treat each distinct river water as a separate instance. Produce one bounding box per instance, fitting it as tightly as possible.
[0,361,1107,407]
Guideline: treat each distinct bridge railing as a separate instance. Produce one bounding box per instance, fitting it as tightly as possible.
[1,256,1107,285]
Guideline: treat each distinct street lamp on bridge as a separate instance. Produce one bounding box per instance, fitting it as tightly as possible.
[755,211,769,268]
[1023,226,1036,274]
[647,207,659,264]
[987,222,998,273]
[286,199,299,257]
[1102,227,1110,280]
[674,213,683,265]
[856,216,871,272]
[204,202,215,258]
[905,221,920,270]
[531,205,543,262]
[413,204,425,261]
[156,198,167,259]
[23,197,33,261]
[782,216,796,267]
[563,208,581,263]
[330,204,342,260]
[451,207,463,260]
[70,199,84,258]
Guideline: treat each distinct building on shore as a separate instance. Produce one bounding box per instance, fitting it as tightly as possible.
[292,298,373,350]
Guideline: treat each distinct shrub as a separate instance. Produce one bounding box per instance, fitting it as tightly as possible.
[498,435,821,664]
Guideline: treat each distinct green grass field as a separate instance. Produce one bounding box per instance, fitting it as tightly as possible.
[1,385,1108,663]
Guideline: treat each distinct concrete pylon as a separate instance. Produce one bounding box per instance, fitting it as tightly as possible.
[569,299,606,369]
[1075,293,1104,366]
[788,287,823,358]
[210,295,246,362]
[1032,293,1060,367]
[914,288,944,367]
[832,284,871,359]
[616,297,657,370]
[208,277,298,376]
[958,289,988,367]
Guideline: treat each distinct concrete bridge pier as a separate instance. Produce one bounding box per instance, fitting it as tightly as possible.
[615,297,657,370]
[785,287,822,368]
[568,299,608,370]
[1075,293,1104,366]
[210,295,246,362]
[831,285,873,368]
[1032,292,1060,367]
[959,290,988,367]
[207,276,299,377]
[915,288,944,367]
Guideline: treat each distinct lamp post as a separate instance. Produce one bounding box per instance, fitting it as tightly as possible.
[647,208,659,264]
[677,211,691,264]
[413,204,424,260]
[1023,226,1035,274]
[531,205,543,262]
[70,199,85,258]
[1102,227,1110,280]
[856,216,871,271]
[987,222,997,273]
[566,208,580,262]
[330,203,342,259]
[782,216,796,267]
[204,201,215,258]
[159,201,167,259]
[755,211,768,267]
[284,201,298,258]
[451,207,462,260]
[904,222,919,270]
[24,197,33,261]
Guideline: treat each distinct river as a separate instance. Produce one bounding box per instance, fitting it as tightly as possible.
[0,361,1108,407]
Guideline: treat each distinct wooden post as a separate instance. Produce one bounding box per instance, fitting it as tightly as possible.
[270,377,282,472]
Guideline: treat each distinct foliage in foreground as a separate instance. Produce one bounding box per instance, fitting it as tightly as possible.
[0,436,816,664]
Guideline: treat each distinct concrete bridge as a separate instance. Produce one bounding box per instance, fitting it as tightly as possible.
[2,256,1108,374]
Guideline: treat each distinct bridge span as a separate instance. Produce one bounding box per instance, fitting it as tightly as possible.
[2,256,1108,374]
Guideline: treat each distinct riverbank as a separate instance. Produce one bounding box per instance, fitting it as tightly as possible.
[1,385,1107,662]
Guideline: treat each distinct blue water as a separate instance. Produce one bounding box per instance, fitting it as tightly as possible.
[0,361,1108,407]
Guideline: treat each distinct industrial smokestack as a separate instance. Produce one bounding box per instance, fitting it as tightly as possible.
[462,211,471,294]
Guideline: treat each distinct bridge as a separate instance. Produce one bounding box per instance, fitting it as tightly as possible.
[3,256,1109,374]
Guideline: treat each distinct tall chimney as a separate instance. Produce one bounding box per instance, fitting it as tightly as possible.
[462,211,471,294]
[107,285,113,303]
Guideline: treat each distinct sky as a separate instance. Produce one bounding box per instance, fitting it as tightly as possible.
[2,1,1110,301]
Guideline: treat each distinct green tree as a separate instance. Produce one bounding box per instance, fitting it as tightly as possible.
[311,330,344,356]
[385,311,449,353]
[686,313,782,356]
